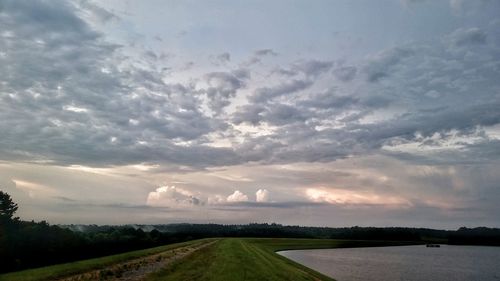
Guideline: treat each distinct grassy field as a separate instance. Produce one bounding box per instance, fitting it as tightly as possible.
[0,238,415,281]
[145,238,415,281]
[0,238,215,281]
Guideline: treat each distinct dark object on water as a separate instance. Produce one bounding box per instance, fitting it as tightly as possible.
[426,244,440,248]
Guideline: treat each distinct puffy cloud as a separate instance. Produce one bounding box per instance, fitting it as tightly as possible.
[146,186,202,207]
[226,190,249,202]
[255,189,270,202]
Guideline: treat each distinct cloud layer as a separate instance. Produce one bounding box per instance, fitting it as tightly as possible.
[1,0,500,227]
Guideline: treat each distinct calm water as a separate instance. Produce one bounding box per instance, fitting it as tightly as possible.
[279,245,500,281]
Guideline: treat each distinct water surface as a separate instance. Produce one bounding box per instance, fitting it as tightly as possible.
[279,245,500,281]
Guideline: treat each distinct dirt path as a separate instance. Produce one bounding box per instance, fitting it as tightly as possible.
[57,241,217,281]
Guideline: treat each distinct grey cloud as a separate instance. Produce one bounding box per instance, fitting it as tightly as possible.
[249,79,313,103]
[233,31,500,166]
[254,49,277,56]
[2,0,500,174]
[232,103,309,126]
[274,59,334,78]
[203,71,245,112]
[262,104,308,126]
[53,196,78,202]
[213,201,326,209]
[242,49,277,66]
[402,0,427,4]
[232,104,266,125]
[333,66,357,81]
[447,27,487,46]
[291,59,333,77]
[217,52,231,62]
[210,52,231,66]
[74,0,117,23]
[299,90,359,109]
[0,0,240,168]
[385,139,500,166]
[364,47,415,82]
[272,68,298,77]
[0,0,99,38]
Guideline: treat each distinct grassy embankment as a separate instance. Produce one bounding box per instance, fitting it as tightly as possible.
[145,238,415,281]
[0,238,215,281]
[0,238,416,281]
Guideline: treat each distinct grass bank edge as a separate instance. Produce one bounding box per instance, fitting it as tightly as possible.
[249,237,421,252]
[0,238,217,281]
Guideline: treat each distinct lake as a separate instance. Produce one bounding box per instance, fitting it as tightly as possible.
[278,245,500,281]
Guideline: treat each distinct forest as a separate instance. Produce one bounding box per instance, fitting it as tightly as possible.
[1,190,500,273]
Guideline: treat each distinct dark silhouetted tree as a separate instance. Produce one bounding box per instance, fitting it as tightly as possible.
[0,190,18,223]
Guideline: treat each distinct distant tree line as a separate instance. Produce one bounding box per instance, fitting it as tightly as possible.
[1,190,500,273]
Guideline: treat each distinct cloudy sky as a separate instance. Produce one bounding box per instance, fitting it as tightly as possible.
[1,0,500,228]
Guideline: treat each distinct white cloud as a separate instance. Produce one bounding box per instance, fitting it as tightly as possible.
[13,179,56,198]
[255,189,270,202]
[226,190,249,202]
[207,195,227,205]
[305,187,408,206]
[146,186,202,207]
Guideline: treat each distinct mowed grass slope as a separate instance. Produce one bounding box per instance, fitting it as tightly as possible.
[146,238,334,281]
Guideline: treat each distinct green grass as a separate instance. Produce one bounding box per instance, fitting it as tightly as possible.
[145,238,416,281]
[0,238,215,281]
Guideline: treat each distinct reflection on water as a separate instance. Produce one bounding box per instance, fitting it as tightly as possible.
[279,245,500,281]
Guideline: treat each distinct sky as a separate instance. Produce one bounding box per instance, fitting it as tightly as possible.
[1,0,500,229]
